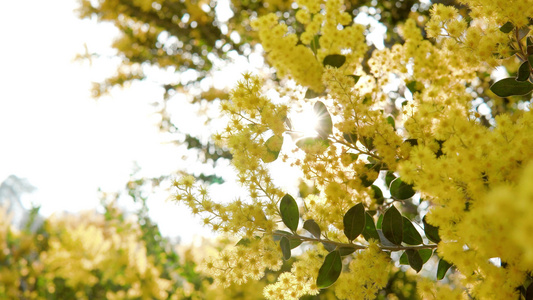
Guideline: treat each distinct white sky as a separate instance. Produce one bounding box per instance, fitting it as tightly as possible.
[0,0,220,243]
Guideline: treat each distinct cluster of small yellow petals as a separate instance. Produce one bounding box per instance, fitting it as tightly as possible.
[334,243,390,300]
[460,0,533,28]
[263,249,324,300]
[203,237,282,288]
[252,13,323,91]
[417,277,468,300]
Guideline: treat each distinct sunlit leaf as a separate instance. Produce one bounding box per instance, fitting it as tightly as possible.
[305,88,322,99]
[370,185,384,205]
[386,116,395,130]
[500,21,514,33]
[323,54,346,68]
[280,236,291,260]
[406,249,423,272]
[390,177,415,200]
[314,101,333,138]
[423,215,441,243]
[517,61,531,81]
[362,212,380,242]
[343,203,366,241]
[402,217,423,245]
[310,34,320,55]
[296,137,330,153]
[420,249,433,263]
[437,258,452,280]
[316,250,342,288]
[262,135,284,163]
[280,194,299,232]
[382,205,403,245]
[304,219,321,239]
[490,78,533,97]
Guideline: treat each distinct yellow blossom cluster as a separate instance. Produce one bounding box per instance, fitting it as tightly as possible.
[334,243,390,299]
[174,0,533,298]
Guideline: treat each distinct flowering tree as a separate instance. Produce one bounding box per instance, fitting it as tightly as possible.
[172,0,533,299]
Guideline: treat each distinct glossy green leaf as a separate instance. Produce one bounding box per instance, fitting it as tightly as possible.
[390,178,415,200]
[402,217,423,245]
[376,214,384,229]
[437,258,452,280]
[338,246,356,256]
[423,215,441,243]
[385,171,397,187]
[323,54,346,68]
[370,185,384,205]
[406,249,423,272]
[419,249,433,263]
[517,61,531,82]
[347,75,360,85]
[500,21,514,33]
[296,137,330,153]
[386,116,395,130]
[343,203,366,241]
[280,194,299,232]
[362,212,380,242]
[289,238,303,249]
[343,132,358,144]
[280,236,291,260]
[262,135,284,163]
[303,219,321,239]
[316,250,342,289]
[314,101,333,139]
[382,205,403,245]
[490,78,533,97]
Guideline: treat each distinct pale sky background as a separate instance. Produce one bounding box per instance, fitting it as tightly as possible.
[0,0,223,242]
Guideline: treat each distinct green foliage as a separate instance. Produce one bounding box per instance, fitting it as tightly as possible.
[382,205,403,245]
[316,250,342,289]
[322,54,346,68]
[343,203,366,242]
[280,194,299,232]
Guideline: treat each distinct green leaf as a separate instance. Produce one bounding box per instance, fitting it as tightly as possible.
[382,205,403,245]
[362,212,380,242]
[305,88,322,99]
[386,116,395,130]
[322,242,337,252]
[370,185,384,205]
[296,137,330,153]
[402,217,423,245]
[323,54,346,68]
[490,77,533,97]
[385,171,396,188]
[419,249,433,263]
[337,246,356,256]
[437,258,452,280]
[361,136,374,150]
[404,138,418,147]
[390,178,415,200]
[280,236,291,260]
[406,80,421,93]
[525,281,533,300]
[310,34,320,56]
[500,21,514,33]
[280,194,299,232]
[272,230,293,242]
[303,219,321,239]
[517,61,531,82]
[262,135,284,163]
[343,203,366,241]
[399,251,409,265]
[423,215,441,243]
[316,250,342,289]
[343,131,358,144]
[406,249,423,272]
[376,214,384,229]
[236,238,251,247]
[289,238,303,249]
[347,75,360,85]
[529,55,533,68]
[314,101,333,139]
